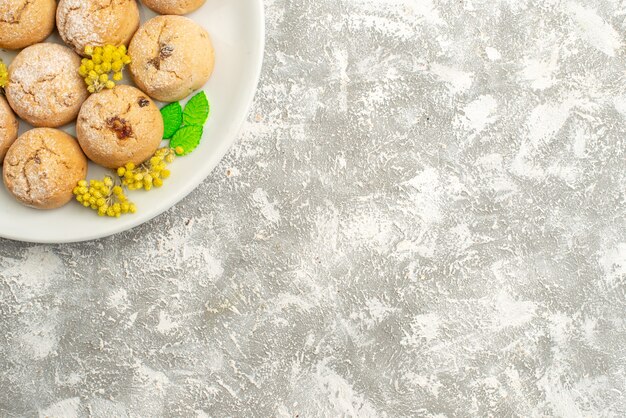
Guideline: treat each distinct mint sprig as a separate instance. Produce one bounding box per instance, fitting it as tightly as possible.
[160,102,183,139]
[170,125,204,156]
[160,91,211,155]
[183,92,210,126]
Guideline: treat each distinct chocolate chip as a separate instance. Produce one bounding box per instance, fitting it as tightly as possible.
[138,97,149,107]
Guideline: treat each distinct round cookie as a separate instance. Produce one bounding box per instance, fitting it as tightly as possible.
[129,15,215,102]
[3,128,87,209]
[57,0,140,55]
[0,96,19,164]
[77,85,164,169]
[6,43,88,128]
[0,0,56,50]
[141,0,206,15]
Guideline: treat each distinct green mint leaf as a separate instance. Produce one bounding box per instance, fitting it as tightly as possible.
[160,102,183,139]
[183,91,210,126]
[170,125,203,155]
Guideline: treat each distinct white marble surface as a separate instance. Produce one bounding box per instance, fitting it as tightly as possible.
[2,0,626,416]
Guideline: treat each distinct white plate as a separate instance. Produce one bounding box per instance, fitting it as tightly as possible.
[0,0,265,244]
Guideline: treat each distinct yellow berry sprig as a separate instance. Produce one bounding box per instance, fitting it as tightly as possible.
[0,59,8,89]
[78,45,132,93]
[73,176,137,217]
[117,147,176,191]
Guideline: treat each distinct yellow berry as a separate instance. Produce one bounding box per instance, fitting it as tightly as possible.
[94,46,103,55]
[126,162,135,170]
[103,177,114,187]
[84,46,94,56]
[161,169,171,179]
[113,72,123,81]
[93,55,102,65]
[99,73,108,83]
[104,45,115,54]
[122,56,131,65]
[117,167,126,176]
[165,154,175,163]
[154,178,164,187]
[111,61,123,72]
[174,147,184,155]
[101,62,111,72]
[118,45,127,54]
[105,81,115,89]
[78,180,88,188]
[129,204,137,213]
[86,61,95,71]
[112,186,123,195]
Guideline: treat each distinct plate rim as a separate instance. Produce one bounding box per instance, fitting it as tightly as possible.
[0,1,266,244]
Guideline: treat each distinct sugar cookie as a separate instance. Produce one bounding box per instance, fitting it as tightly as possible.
[0,0,56,50]
[77,85,164,169]
[57,0,140,55]
[129,15,215,102]
[3,128,87,209]
[0,96,18,164]
[141,0,206,15]
[6,43,88,128]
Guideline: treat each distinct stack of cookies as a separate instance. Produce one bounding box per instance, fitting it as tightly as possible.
[0,0,214,210]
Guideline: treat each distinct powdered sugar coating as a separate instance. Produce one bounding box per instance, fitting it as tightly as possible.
[57,0,140,55]
[141,0,206,15]
[6,43,88,128]
[2,128,87,209]
[77,85,164,169]
[0,0,56,50]
[129,15,214,102]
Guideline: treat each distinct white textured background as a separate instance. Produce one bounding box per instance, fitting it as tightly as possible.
[2,0,626,416]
